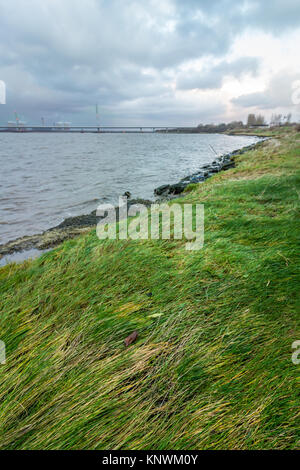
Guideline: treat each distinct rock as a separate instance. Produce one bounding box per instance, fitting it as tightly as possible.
[154,184,171,196]
[222,161,235,171]
[54,212,99,229]
[128,198,152,208]
[168,182,189,194]
[209,167,220,174]
[154,153,238,198]
[154,182,187,196]
[189,175,205,183]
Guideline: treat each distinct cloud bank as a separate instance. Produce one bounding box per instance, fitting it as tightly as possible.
[0,0,299,125]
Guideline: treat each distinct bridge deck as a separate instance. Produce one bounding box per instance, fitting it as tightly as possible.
[0,125,193,133]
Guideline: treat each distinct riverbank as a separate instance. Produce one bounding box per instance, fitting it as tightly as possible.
[0,127,299,449]
[0,132,258,251]
[0,137,264,262]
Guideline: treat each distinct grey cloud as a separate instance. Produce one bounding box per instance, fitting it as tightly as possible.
[232,71,300,109]
[177,57,260,90]
[0,0,299,124]
[174,0,300,35]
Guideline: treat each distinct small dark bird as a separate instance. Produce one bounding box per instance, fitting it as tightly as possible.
[146,292,153,297]
[123,191,131,199]
[124,331,138,347]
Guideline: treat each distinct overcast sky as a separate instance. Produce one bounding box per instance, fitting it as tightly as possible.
[0,0,299,126]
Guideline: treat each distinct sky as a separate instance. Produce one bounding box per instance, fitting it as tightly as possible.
[0,0,299,126]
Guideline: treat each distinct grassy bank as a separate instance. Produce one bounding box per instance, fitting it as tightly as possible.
[0,128,299,450]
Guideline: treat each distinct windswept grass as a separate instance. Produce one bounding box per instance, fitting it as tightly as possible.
[0,128,299,449]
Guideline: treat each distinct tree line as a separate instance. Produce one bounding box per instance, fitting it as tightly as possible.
[247,113,292,126]
[157,113,296,133]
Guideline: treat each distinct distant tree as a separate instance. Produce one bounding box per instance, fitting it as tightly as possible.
[247,114,265,126]
[247,114,256,126]
[256,114,265,125]
[227,121,244,129]
[270,114,282,126]
[285,113,292,124]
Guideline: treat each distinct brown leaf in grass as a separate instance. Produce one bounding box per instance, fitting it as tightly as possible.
[124,331,138,347]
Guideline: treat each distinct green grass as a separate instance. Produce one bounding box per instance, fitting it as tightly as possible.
[226,124,298,138]
[0,128,299,449]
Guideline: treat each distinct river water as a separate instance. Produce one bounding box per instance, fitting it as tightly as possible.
[0,132,258,245]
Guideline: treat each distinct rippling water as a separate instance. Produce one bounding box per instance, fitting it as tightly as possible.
[0,132,258,244]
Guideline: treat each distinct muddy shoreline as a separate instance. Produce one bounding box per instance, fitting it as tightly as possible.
[0,137,267,262]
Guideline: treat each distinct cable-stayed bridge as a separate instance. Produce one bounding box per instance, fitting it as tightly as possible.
[0,125,193,133]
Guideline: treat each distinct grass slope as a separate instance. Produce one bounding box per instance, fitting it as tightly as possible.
[0,128,299,449]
